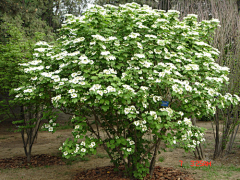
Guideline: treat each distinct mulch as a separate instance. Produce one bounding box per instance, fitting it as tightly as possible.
[73,165,195,180]
[0,154,66,169]
[0,154,195,180]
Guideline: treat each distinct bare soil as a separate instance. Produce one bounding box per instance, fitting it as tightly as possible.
[0,110,240,180]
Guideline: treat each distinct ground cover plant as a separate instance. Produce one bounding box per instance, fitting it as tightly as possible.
[9,2,240,179]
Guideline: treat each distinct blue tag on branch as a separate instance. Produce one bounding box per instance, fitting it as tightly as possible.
[161,101,169,107]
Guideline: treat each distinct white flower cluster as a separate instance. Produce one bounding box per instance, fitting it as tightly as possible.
[124,105,139,115]
[105,55,116,61]
[24,66,44,73]
[149,111,158,120]
[91,34,106,41]
[154,49,162,54]
[35,41,49,46]
[145,34,157,38]
[181,130,205,149]
[51,51,68,60]
[134,54,145,59]
[122,85,136,94]
[88,142,96,148]
[42,121,56,132]
[205,76,223,83]
[51,94,61,103]
[101,51,110,56]
[157,40,165,46]
[105,86,116,93]
[172,84,183,94]
[137,22,148,29]
[184,64,199,70]
[78,55,94,65]
[153,96,162,102]
[160,107,174,117]
[68,88,78,98]
[23,89,33,93]
[128,32,140,38]
[28,60,42,65]
[89,84,102,91]
[34,48,48,52]
[183,117,192,127]
[194,41,210,47]
[133,120,147,131]
[103,68,117,75]
[106,36,117,41]
[67,51,80,57]
[126,138,135,146]
[73,37,85,43]
[68,77,85,85]
[140,86,148,91]
[140,61,153,68]
[204,87,216,97]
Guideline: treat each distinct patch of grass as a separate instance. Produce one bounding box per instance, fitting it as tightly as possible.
[235,144,240,148]
[158,156,164,162]
[63,155,90,165]
[96,153,109,159]
[0,137,7,140]
[182,163,240,180]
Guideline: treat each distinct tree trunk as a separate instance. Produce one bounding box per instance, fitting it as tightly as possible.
[21,103,43,162]
[191,116,205,160]
[213,107,220,159]
[149,128,166,179]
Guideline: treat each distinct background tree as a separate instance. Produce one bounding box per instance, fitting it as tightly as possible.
[0,0,56,162]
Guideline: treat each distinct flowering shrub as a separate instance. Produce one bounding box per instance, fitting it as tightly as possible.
[10,3,240,179]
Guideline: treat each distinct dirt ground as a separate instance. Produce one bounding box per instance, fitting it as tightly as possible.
[0,109,240,180]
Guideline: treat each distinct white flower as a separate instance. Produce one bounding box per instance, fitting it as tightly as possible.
[137,42,143,49]
[97,90,103,96]
[157,40,165,46]
[129,32,140,38]
[154,49,162,54]
[101,51,110,55]
[68,89,76,93]
[35,48,47,52]
[142,125,147,131]
[183,117,192,127]
[75,125,80,129]
[140,86,149,91]
[23,89,33,93]
[48,127,53,131]
[134,121,140,126]
[81,141,85,146]
[129,140,135,145]
[106,55,116,61]
[127,148,132,152]
[91,142,96,147]
[173,140,176,144]
[63,151,68,156]
[81,148,86,152]
[134,54,145,58]
[71,73,78,77]
[71,93,78,98]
